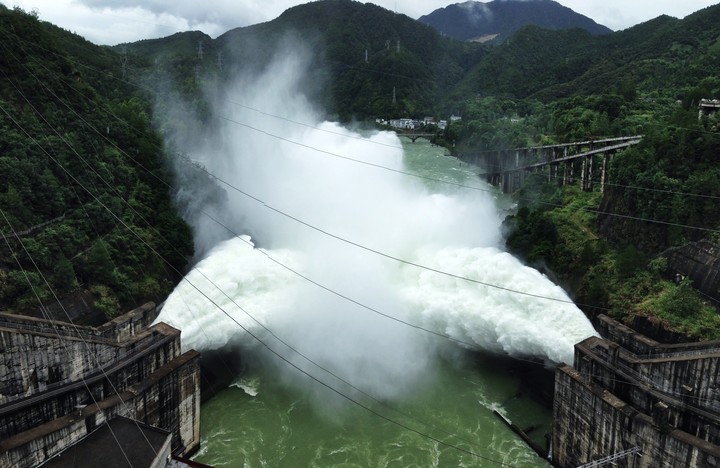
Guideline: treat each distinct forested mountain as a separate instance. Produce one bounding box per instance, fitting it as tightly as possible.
[122,0,486,121]
[419,0,611,43]
[0,5,193,319]
[452,5,720,102]
[119,0,720,123]
[4,0,720,337]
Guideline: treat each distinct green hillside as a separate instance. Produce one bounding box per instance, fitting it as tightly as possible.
[4,0,720,338]
[439,3,720,339]
[0,5,193,318]
[122,0,486,121]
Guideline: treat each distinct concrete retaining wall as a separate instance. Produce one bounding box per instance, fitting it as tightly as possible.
[0,303,200,467]
[553,315,720,467]
[0,303,162,404]
[553,365,720,467]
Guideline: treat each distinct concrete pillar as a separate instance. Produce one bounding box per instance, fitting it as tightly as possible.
[581,156,594,191]
[600,152,609,193]
[653,401,671,432]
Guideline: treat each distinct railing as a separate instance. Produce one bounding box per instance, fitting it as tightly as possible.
[0,315,114,345]
[577,446,641,467]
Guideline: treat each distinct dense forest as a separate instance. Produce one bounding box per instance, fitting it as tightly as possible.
[2,0,720,339]
[0,6,193,319]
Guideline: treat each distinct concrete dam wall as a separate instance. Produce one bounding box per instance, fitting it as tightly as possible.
[552,314,720,467]
[0,303,201,468]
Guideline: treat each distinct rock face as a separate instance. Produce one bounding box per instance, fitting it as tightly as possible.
[664,240,720,303]
[0,303,201,468]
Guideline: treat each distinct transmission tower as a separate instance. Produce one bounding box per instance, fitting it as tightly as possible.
[120,46,128,80]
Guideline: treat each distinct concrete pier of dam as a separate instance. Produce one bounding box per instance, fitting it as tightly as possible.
[0,302,201,468]
[552,314,720,467]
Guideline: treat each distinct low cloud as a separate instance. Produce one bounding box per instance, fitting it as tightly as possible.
[75,0,271,31]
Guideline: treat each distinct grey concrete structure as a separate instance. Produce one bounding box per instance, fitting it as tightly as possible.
[664,240,720,304]
[459,136,642,194]
[42,416,172,468]
[552,315,720,467]
[0,303,201,468]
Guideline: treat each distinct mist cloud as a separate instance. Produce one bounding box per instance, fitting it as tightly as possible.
[155,38,596,409]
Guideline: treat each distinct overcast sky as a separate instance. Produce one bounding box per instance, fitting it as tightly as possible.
[4,0,719,45]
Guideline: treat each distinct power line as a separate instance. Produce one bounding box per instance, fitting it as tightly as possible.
[7,32,716,346]
[211,111,720,235]
[0,55,534,458]
[2,20,716,462]
[5,31,718,340]
[0,37,542,464]
[15,0,720,388]
[228,100,404,149]
[0,100,517,468]
[2,57,716,468]
[0,39,507,350]
[0,210,138,468]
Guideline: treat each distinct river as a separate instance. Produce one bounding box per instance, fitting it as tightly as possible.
[194,141,553,467]
[154,54,595,466]
[157,133,594,466]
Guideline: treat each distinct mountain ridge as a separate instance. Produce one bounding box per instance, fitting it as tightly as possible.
[419,0,612,43]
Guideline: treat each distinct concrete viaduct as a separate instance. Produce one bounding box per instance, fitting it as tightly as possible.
[458,136,643,193]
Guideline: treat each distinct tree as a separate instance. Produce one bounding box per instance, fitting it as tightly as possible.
[53,255,77,290]
[79,240,115,285]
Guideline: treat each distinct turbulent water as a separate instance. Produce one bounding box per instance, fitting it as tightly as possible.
[154,51,597,466]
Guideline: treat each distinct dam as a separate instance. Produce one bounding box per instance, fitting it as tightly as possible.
[552,314,720,467]
[0,303,201,467]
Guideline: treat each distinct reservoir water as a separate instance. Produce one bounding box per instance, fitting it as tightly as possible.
[154,55,595,466]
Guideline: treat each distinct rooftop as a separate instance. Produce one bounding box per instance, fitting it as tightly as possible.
[42,416,170,468]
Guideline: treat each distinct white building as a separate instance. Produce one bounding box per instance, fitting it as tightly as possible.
[389,118,415,130]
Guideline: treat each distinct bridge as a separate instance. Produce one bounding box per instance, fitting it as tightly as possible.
[396,132,435,143]
[458,136,643,193]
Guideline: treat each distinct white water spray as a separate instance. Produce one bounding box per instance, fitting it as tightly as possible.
[156,45,596,401]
